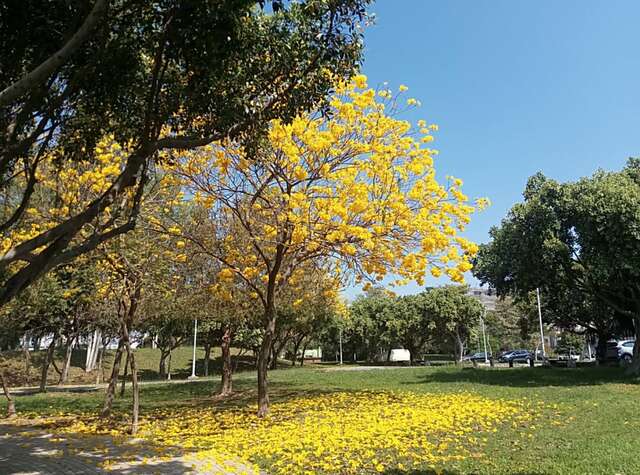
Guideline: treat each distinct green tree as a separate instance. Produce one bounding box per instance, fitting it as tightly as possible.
[474,160,640,372]
[425,286,483,362]
[0,0,370,305]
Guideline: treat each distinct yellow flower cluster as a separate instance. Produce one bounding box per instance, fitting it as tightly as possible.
[55,391,537,474]
[169,75,485,292]
[1,135,127,258]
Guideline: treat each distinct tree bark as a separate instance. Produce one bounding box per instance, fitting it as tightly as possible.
[100,338,124,417]
[96,342,104,385]
[291,335,304,367]
[121,321,139,435]
[257,313,276,417]
[58,334,76,385]
[203,342,212,377]
[270,335,289,370]
[39,334,57,392]
[22,332,31,382]
[300,341,309,367]
[120,348,130,397]
[158,348,170,379]
[454,330,465,364]
[219,325,233,396]
[0,369,16,419]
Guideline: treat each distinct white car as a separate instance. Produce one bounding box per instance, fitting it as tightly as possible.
[389,349,411,363]
[605,340,635,362]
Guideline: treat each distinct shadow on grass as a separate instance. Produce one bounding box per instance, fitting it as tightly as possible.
[0,422,210,475]
[136,355,295,381]
[403,365,640,388]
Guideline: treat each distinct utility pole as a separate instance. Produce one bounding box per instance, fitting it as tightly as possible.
[189,318,198,379]
[481,308,489,364]
[536,288,546,359]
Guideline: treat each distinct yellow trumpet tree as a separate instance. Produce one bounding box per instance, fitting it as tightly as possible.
[167,75,486,416]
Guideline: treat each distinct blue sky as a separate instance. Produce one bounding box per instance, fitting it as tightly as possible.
[344,0,640,299]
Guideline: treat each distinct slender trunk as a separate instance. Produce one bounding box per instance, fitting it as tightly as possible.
[58,335,76,385]
[96,344,104,385]
[121,320,139,435]
[101,338,124,417]
[292,336,304,367]
[158,348,169,378]
[22,332,31,382]
[270,336,288,370]
[300,341,309,367]
[120,348,130,397]
[86,329,101,372]
[203,343,211,377]
[0,369,16,418]
[219,326,233,396]
[595,329,609,363]
[167,348,172,381]
[626,315,640,375]
[454,330,465,364]
[386,347,392,363]
[129,352,139,434]
[39,334,57,392]
[257,313,276,417]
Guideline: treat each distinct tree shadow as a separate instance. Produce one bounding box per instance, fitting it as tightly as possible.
[0,421,248,474]
[402,365,640,388]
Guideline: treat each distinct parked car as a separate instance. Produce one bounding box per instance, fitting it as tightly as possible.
[557,347,580,361]
[462,352,490,362]
[389,349,411,363]
[605,340,635,362]
[499,350,532,363]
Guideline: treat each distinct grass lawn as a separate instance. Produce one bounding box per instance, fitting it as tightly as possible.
[3,365,639,474]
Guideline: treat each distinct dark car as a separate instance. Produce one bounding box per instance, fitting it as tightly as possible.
[462,352,490,362]
[499,350,532,363]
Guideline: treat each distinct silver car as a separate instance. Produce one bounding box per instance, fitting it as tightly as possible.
[605,340,635,362]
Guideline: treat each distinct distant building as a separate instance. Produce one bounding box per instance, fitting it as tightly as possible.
[467,287,497,311]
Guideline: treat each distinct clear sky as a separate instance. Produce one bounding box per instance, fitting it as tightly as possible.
[344,0,640,299]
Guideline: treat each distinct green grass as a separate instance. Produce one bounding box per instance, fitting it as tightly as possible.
[3,365,640,474]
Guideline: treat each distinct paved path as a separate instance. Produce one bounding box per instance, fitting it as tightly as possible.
[0,422,254,474]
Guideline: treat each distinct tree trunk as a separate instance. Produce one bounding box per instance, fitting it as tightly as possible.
[219,326,233,396]
[120,319,139,435]
[595,329,609,364]
[101,338,124,417]
[626,315,640,375]
[120,348,130,397]
[257,313,277,417]
[300,341,309,367]
[22,332,31,382]
[454,331,465,364]
[39,334,57,392]
[58,335,76,385]
[158,348,170,379]
[0,369,16,419]
[270,336,289,370]
[203,342,212,377]
[129,351,139,435]
[291,336,304,367]
[96,343,104,385]
[167,348,172,381]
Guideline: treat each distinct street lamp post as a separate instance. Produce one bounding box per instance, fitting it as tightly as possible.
[481,309,489,364]
[189,318,198,380]
[536,288,546,360]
